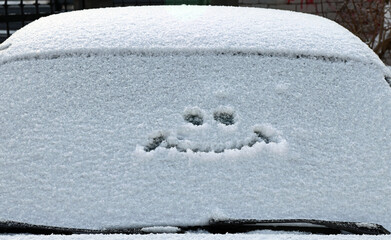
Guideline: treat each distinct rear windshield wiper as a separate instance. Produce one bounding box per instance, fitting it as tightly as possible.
[1,219,389,235]
[186,219,390,235]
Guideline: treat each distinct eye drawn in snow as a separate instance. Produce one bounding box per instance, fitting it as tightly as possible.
[143,107,285,154]
[183,107,204,126]
[213,106,235,126]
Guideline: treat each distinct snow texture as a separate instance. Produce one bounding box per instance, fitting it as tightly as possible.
[141,226,180,233]
[0,6,391,232]
[0,5,389,76]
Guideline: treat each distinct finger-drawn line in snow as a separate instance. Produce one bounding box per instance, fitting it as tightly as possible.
[0,43,11,51]
[143,107,284,154]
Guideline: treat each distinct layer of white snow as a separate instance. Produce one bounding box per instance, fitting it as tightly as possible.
[0,6,389,75]
[1,4,391,233]
[141,226,180,233]
[1,53,390,230]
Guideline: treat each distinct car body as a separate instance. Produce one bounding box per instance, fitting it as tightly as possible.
[0,5,390,235]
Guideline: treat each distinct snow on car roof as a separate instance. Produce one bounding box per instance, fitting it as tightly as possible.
[0,5,387,70]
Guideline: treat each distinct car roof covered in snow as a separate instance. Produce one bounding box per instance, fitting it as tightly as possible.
[0,6,388,71]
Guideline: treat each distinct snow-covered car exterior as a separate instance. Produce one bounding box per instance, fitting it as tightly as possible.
[0,6,390,233]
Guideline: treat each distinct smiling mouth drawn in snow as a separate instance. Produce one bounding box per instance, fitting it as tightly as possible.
[143,107,285,154]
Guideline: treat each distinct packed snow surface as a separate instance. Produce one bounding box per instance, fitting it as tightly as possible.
[0,5,388,73]
[1,5,391,233]
[1,53,391,230]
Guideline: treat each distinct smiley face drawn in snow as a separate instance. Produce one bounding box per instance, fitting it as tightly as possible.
[143,107,285,154]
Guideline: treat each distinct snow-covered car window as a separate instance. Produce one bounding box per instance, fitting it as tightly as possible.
[0,5,390,235]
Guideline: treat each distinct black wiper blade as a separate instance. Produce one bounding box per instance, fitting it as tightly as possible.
[0,221,100,235]
[183,219,390,235]
[1,219,390,235]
